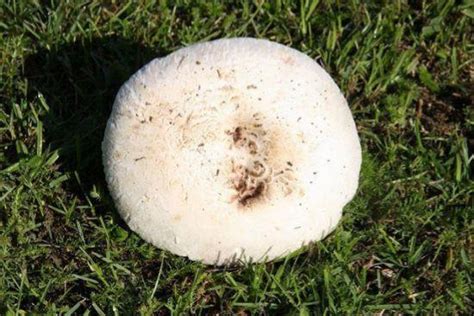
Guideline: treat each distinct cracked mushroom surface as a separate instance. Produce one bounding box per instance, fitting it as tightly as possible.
[102,38,361,265]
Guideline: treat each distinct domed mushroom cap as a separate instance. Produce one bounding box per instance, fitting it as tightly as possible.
[102,38,361,265]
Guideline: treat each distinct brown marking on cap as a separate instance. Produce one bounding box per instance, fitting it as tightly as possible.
[177,56,185,69]
[248,140,257,155]
[281,55,295,65]
[225,114,303,210]
[220,85,235,92]
[172,214,182,222]
[238,182,265,206]
[232,127,242,143]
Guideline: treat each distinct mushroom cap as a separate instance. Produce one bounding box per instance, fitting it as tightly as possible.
[102,38,361,265]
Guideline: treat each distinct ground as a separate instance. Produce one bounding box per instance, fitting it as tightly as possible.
[0,0,473,314]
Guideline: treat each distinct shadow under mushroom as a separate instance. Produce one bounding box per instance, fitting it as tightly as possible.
[24,36,161,215]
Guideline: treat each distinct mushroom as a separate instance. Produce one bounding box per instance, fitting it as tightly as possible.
[102,38,361,265]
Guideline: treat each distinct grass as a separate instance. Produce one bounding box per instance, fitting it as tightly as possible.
[0,0,473,314]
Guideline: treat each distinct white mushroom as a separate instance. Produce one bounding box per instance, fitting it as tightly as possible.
[102,38,361,265]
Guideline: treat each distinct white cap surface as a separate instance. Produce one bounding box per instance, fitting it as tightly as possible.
[102,38,361,265]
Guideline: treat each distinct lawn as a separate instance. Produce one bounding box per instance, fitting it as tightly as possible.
[0,0,473,314]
